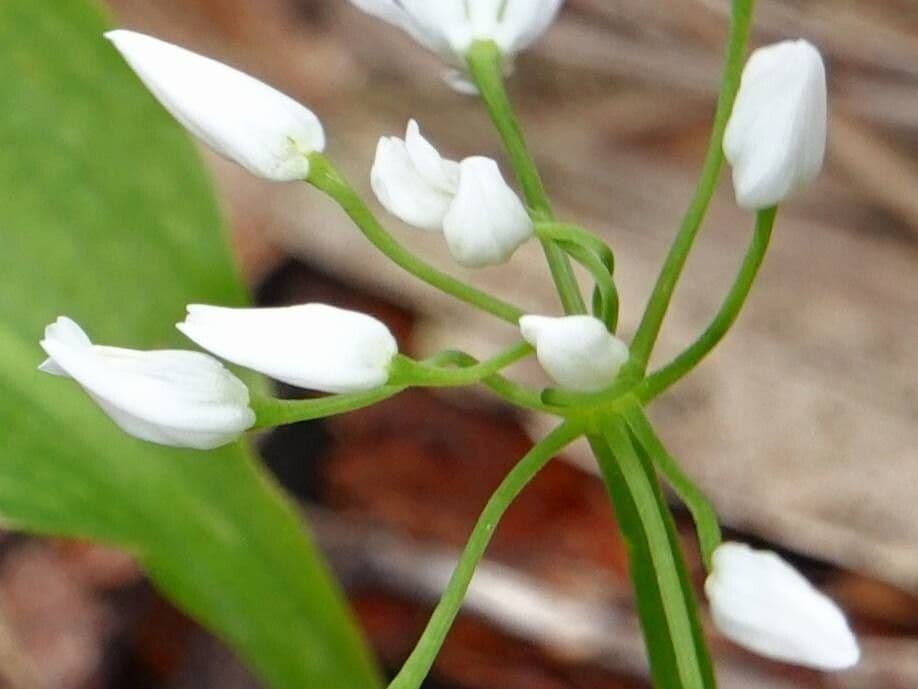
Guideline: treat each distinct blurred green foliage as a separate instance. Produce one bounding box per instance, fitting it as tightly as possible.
[0,2,380,688]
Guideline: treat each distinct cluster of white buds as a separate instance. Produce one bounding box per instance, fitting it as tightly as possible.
[347,0,564,92]
[372,120,533,267]
[41,7,853,676]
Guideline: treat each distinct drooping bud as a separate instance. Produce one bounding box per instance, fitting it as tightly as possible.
[705,542,860,671]
[106,30,325,181]
[39,317,254,450]
[723,39,827,210]
[177,304,398,394]
[519,315,629,392]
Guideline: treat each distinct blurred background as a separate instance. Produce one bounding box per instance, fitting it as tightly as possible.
[2,1,916,688]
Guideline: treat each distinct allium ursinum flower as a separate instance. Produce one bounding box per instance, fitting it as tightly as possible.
[177,304,398,394]
[724,39,827,210]
[348,0,564,91]
[705,542,860,671]
[519,315,629,392]
[372,120,533,267]
[106,30,325,181]
[39,317,255,450]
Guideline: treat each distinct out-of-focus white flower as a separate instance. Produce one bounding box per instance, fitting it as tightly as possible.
[723,39,827,210]
[705,542,860,671]
[371,119,460,231]
[106,30,325,181]
[177,304,398,394]
[39,317,254,450]
[519,315,629,392]
[372,121,533,267]
[442,157,533,267]
[348,0,564,90]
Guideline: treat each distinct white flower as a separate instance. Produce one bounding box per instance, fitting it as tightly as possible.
[39,317,254,450]
[106,30,325,181]
[519,315,629,392]
[177,304,398,394]
[723,39,827,210]
[371,119,460,231]
[705,542,860,671]
[348,0,564,89]
[442,157,533,267]
[372,121,533,266]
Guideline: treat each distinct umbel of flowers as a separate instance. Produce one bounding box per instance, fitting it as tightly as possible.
[45,6,856,688]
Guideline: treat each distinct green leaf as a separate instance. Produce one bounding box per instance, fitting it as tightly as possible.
[589,424,716,689]
[0,3,381,689]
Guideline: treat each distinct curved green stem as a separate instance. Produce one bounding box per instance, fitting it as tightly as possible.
[558,242,620,331]
[388,421,583,689]
[629,0,756,372]
[623,406,722,570]
[637,207,776,401]
[251,387,404,429]
[466,41,585,316]
[307,153,524,324]
[389,342,532,388]
[535,222,616,276]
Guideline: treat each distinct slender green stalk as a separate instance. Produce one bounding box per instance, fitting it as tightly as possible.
[251,387,404,429]
[597,419,712,689]
[558,242,620,331]
[466,41,586,315]
[389,342,532,387]
[637,207,776,401]
[629,0,756,371]
[535,222,616,276]
[388,421,584,689]
[307,153,524,324]
[623,406,722,570]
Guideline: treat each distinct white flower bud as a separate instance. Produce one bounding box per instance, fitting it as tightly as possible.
[39,317,254,450]
[177,304,398,394]
[724,39,827,210]
[347,0,564,91]
[705,542,860,671]
[519,315,629,392]
[443,157,534,267]
[371,120,460,231]
[106,30,325,181]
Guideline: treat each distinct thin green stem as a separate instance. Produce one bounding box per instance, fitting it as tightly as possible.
[558,242,620,331]
[466,41,585,315]
[629,0,756,372]
[622,406,722,570]
[251,387,404,429]
[599,418,709,689]
[535,222,616,276]
[638,207,776,401]
[389,342,532,388]
[420,349,563,414]
[388,421,584,689]
[307,153,524,324]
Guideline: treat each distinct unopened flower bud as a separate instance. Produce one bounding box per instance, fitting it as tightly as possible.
[177,304,398,394]
[39,317,254,450]
[705,542,860,670]
[106,30,325,181]
[724,39,827,210]
[519,315,629,392]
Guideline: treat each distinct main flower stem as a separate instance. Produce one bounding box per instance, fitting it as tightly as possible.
[466,41,586,316]
[628,0,756,372]
[638,207,776,401]
[388,421,583,689]
[307,153,524,324]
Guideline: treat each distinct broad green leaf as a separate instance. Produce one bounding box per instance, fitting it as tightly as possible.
[0,3,381,689]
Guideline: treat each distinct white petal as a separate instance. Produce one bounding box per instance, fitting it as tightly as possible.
[519,315,629,392]
[371,133,456,231]
[723,40,827,210]
[404,120,460,194]
[106,30,325,181]
[495,0,565,54]
[442,157,533,267]
[705,542,860,671]
[177,304,398,394]
[39,318,254,450]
